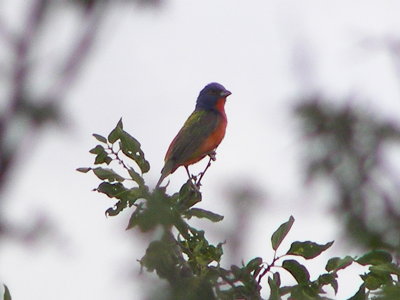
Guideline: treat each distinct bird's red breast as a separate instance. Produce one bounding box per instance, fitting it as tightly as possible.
[186,98,227,166]
[214,98,227,118]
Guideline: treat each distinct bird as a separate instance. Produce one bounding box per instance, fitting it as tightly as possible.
[156,82,231,188]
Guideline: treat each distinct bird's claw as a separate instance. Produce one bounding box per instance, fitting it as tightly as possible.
[208,150,217,161]
[188,178,200,191]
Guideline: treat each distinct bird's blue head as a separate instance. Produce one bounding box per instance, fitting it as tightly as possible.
[195,82,231,111]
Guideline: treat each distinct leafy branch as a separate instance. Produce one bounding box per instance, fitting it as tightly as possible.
[78,119,400,300]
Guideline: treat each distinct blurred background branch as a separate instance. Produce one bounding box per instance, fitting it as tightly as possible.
[0,0,161,240]
[296,97,400,252]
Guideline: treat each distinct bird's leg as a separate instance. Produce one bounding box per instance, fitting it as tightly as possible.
[208,150,217,161]
[195,151,217,182]
[185,166,191,179]
[196,155,214,187]
[185,166,197,183]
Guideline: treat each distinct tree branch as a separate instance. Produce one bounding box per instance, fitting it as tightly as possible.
[0,0,49,191]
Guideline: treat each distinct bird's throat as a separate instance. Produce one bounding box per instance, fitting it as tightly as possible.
[215,98,227,119]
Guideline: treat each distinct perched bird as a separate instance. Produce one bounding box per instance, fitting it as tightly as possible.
[156,82,231,188]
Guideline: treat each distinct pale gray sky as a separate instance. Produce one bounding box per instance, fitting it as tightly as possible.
[2,1,400,299]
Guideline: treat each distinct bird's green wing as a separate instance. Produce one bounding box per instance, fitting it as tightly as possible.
[166,110,220,167]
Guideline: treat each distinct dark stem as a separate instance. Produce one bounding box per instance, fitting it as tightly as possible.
[257,253,283,285]
[109,144,130,171]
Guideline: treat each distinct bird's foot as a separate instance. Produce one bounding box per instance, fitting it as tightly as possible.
[187,177,200,191]
[208,150,217,161]
[190,174,197,183]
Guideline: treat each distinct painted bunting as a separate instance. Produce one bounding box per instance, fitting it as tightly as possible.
[156,82,231,187]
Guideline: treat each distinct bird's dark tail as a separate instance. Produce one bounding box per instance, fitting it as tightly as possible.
[156,161,174,188]
[155,173,167,188]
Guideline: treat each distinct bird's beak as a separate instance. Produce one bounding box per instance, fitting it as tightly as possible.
[220,90,232,97]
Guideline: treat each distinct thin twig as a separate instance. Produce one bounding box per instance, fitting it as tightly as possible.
[108,144,130,171]
[257,253,285,285]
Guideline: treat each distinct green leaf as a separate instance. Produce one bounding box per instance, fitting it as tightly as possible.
[370,262,400,276]
[102,189,143,217]
[193,242,223,267]
[96,182,127,198]
[246,257,263,272]
[89,144,105,154]
[128,168,145,186]
[94,151,112,165]
[105,156,112,165]
[124,188,144,205]
[3,285,11,300]
[105,201,127,217]
[120,130,140,153]
[177,181,202,209]
[361,272,389,290]
[271,216,295,251]
[119,130,150,173]
[374,286,400,299]
[268,276,281,300]
[105,189,143,217]
[93,167,125,182]
[282,259,310,284]
[126,196,174,231]
[116,118,123,128]
[137,157,150,174]
[325,256,353,272]
[331,279,339,295]
[126,203,144,229]
[89,145,111,165]
[184,208,223,222]
[273,272,281,287]
[98,185,141,210]
[76,167,91,173]
[289,285,318,300]
[140,240,179,278]
[278,286,291,297]
[173,217,190,240]
[92,133,107,143]
[230,265,242,278]
[287,240,333,259]
[348,284,365,300]
[318,273,338,294]
[356,250,392,266]
[108,119,123,143]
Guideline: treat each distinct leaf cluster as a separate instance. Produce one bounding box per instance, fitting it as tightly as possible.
[267,217,400,299]
[79,119,400,300]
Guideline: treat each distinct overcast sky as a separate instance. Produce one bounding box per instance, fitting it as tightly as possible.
[2,1,400,299]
